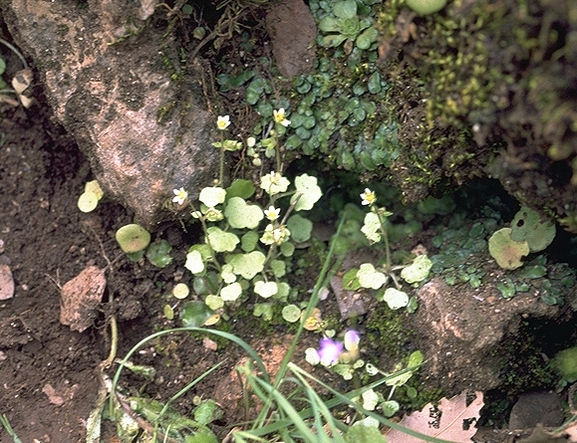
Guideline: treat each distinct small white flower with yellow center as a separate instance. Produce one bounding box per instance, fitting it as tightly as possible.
[360,188,376,206]
[172,187,188,205]
[273,108,291,127]
[264,205,281,221]
[216,115,231,131]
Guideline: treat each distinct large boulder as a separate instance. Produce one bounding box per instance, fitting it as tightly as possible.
[0,0,220,228]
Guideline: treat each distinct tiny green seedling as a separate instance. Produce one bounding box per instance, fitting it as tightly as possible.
[77,180,104,213]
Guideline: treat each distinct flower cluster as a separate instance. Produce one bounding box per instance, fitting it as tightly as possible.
[306,330,360,367]
[260,171,290,196]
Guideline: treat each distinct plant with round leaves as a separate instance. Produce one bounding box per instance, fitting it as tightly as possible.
[174,113,324,325]
[345,189,430,312]
[77,180,104,213]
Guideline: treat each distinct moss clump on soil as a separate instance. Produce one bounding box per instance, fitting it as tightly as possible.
[495,318,562,397]
[365,305,411,362]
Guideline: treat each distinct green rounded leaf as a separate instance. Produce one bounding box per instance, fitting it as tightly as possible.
[286,214,313,243]
[220,282,243,301]
[291,174,322,211]
[254,281,278,299]
[400,255,432,284]
[318,16,340,33]
[180,301,214,327]
[488,228,529,270]
[163,304,174,320]
[224,197,264,229]
[511,207,556,252]
[246,77,265,105]
[253,303,273,321]
[115,224,151,253]
[333,0,357,18]
[322,34,348,48]
[282,304,301,323]
[84,180,104,199]
[241,231,259,252]
[172,283,190,300]
[205,294,224,310]
[206,227,239,252]
[405,0,447,15]
[226,179,255,199]
[519,264,547,279]
[270,259,287,278]
[185,250,205,274]
[356,26,378,50]
[146,239,173,268]
[280,241,295,257]
[382,288,409,310]
[230,251,266,279]
[199,187,226,207]
[78,191,99,213]
[381,400,400,418]
[357,263,387,290]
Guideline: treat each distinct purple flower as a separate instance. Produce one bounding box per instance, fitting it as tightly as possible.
[318,337,344,367]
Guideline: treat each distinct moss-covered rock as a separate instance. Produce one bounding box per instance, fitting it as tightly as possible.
[374,0,577,229]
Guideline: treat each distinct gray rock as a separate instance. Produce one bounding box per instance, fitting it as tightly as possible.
[0,0,220,228]
[509,391,564,430]
[266,0,317,78]
[408,278,560,394]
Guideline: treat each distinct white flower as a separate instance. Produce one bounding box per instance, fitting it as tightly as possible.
[264,205,281,221]
[260,171,290,196]
[273,108,291,127]
[246,136,256,147]
[216,115,231,130]
[360,188,376,206]
[172,187,188,205]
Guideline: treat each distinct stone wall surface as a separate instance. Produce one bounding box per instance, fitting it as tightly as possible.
[0,0,219,228]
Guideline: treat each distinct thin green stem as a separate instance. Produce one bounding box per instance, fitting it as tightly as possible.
[219,131,225,186]
[0,38,28,69]
[252,215,346,429]
[273,125,282,172]
[374,207,392,272]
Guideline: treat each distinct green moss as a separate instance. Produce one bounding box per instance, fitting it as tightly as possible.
[365,306,410,362]
[495,320,558,396]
